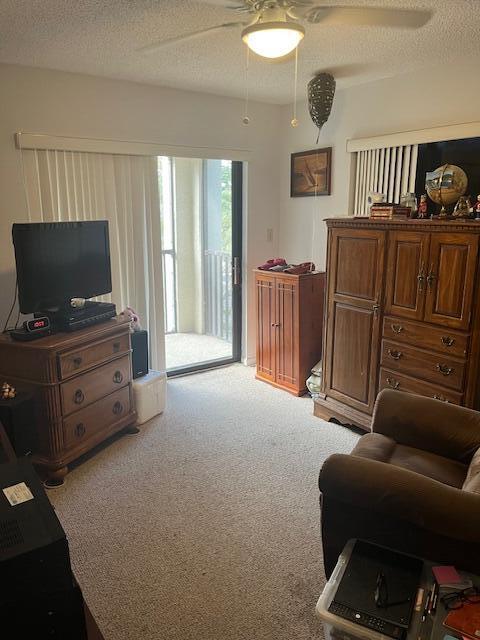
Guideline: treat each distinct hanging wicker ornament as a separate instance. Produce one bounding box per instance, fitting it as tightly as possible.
[307,73,336,142]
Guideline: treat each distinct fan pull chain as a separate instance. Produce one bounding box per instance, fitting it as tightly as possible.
[291,47,299,128]
[243,46,250,125]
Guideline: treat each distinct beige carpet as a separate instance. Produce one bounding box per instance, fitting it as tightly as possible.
[49,364,359,640]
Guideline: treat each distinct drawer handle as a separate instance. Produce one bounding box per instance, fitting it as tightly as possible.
[75,423,86,437]
[433,394,450,403]
[387,349,402,360]
[441,336,455,347]
[386,377,400,390]
[113,401,124,415]
[73,357,82,368]
[113,342,121,353]
[391,324,403,334]
[74,389,85,404]
[436,363,453,376]
[113,371,124,384]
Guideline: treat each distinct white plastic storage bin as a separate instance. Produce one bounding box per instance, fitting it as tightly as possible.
[316,540,397,640]
[132,370,166,424]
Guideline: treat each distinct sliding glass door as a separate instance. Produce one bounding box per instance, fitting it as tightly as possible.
[159,157,242,374]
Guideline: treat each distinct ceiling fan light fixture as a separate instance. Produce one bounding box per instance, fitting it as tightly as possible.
[241,21,305,59]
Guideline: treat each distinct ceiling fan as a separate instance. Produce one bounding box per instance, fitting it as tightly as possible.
[139,0,432,59]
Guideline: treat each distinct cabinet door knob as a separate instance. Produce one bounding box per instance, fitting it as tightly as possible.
[113,401,124,415]
[391,324,403,334]
[372,304,380,316]
[73,357,82,368]
[436,363,453,376]
[441,336,455,347]
[75,423,86,437]
[386,377,400,390]
[427,265,436,289]
[417,262,426,292]
[113,371,124,384]
[387,349,402,360]
[74,389,85,404]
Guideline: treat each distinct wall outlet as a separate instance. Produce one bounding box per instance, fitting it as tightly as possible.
[266,228,273,242]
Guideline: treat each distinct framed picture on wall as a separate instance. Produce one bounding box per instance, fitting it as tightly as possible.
[290,147,332,197]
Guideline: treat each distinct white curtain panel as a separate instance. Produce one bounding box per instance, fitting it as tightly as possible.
[21,149,166,372]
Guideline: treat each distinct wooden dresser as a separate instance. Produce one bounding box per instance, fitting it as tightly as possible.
[255,269,325,395]
[0,317,136,483]
[315,218,480,429]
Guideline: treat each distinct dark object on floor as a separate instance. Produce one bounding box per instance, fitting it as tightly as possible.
[0,458,87,639]
[0,391,37,456]
[330,540,422,639]
[0,419,15,463]
[328,417,365,435]
[319,389,480,578]
[131,329,149,379]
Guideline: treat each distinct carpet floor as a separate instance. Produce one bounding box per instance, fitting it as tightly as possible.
[49,364,359,640]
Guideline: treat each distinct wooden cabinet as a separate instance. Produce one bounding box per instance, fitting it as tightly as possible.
[255,269,325,395]
[0,317,137,484]
[315,219,480,429]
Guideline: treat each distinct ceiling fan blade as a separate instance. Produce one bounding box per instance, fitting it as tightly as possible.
[305,6,432,28]
[137,22,244,54]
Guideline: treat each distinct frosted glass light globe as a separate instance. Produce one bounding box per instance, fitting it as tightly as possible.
[242,22,304,59]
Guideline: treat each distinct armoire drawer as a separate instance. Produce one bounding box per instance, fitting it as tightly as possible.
[61,355,131,416]
[63,386,131,451]
[379,368,463,405]
[58,333,130,379]
[381,340,465,391]
[383,316,468,358]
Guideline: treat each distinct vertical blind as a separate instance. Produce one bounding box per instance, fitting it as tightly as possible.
[353,144,418,216]
[21,149,166,372]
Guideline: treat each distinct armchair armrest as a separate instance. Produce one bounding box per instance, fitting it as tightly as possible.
[319,453,480,543]
[372,389,480,463]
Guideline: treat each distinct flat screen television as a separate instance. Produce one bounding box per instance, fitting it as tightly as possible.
[12,221,112,314]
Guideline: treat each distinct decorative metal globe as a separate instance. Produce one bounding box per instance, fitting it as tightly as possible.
[425,164,468,213]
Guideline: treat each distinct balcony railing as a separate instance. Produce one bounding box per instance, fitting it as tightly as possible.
[204,250,232,342]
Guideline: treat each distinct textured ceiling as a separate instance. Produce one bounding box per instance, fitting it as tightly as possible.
[0,0,479,104]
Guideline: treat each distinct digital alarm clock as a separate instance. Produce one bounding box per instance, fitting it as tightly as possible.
[10,316,51,341]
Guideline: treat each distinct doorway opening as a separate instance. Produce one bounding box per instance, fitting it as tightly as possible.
[159,157,243,375]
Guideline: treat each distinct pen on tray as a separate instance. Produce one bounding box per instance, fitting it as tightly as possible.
[421,590,432,622]
[431,583,439,614]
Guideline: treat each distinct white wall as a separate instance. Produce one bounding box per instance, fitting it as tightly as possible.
[279,63,480,271]
[0,63,282,363]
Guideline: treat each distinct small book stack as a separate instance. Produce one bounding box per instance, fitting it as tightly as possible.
[370,204,412,219]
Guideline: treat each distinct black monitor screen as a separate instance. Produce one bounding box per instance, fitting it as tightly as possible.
[12,221,112,313]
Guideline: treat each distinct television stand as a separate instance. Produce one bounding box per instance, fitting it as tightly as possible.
[0,316,136,485]
[42,301,117,332]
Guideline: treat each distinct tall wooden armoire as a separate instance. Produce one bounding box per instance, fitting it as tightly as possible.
[315,218,480,429]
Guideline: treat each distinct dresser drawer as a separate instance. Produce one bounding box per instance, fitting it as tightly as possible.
[383,316,468,358]
[61,355,131,416]
[379,368,463,405]
[381,339,465,391]
[63,386,131,451]
[58,333,130,379]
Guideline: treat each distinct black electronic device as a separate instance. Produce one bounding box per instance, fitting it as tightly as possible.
[12,221,112,314]
[42,300,117,332]
[0,458,87,639]
[328,540,423,639]
[131,329,149,378]
[0,458,73,601]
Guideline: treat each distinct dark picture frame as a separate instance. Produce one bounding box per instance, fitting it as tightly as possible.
[290,147,332,197]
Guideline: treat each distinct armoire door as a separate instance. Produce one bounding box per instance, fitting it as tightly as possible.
[424,233,479,330]
[255,273,276,383]
[324,228,385,414]
[275,277,299,391]
[385,231,430,320]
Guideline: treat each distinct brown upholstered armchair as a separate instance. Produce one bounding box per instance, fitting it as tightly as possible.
[319,389,480,578]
